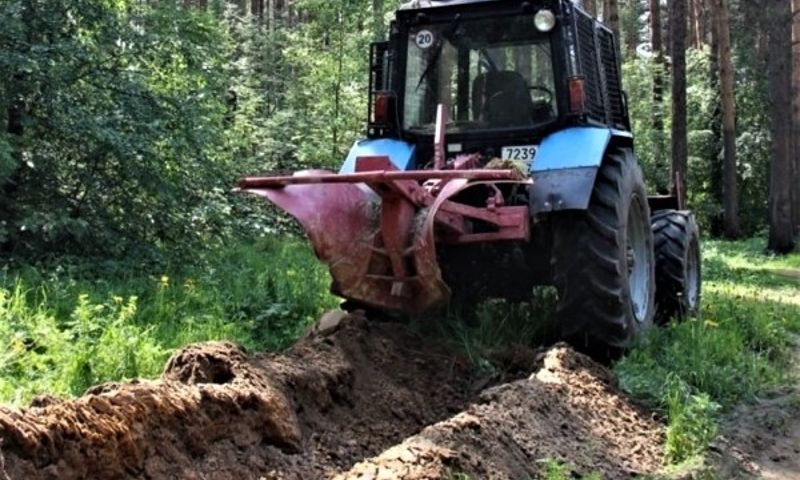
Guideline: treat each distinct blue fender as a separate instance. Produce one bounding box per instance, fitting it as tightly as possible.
[340,128,632,215]
[529,127,632,214]
[340,138,416,173]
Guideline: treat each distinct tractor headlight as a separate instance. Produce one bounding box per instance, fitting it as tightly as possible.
[534,9,556,32]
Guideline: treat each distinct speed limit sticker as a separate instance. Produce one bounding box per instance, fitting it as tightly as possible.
[415,30,435,49]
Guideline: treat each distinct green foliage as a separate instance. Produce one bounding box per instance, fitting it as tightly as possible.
[0,0,378,258]
[0,238,337,404]
[616,239,800,465]
[281,0,372,168]
[622,55,671,193]
[663,375,720,464]
[536,459,603,480]
[0,0,240,257]
[622,45,773,236]
[0,285,166,404]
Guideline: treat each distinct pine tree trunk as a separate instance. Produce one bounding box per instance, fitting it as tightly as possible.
[251,0,263,17]
[713,0,739,238]
[792,0,800,237]
[766,0,795,253]
[373,0,384,40]
[586,0,598,17]
[606,0,621,48]
[705,0,724,235]
[687,0,697,48]
[624,0,639,58]
[694,0,705,46]
[671,0,688,204]
[651,0,666,180]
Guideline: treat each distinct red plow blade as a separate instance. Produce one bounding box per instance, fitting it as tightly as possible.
[237,158,531,315]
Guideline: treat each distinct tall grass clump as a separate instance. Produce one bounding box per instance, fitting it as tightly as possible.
[418,287,559,372]
[0,238,337,405]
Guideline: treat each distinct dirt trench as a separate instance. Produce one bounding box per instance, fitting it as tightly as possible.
[0,311,665,480]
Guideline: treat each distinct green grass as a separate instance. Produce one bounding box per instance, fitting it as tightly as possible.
[615,238,800,466]
[413,287,560,374]
[0,238,337,405]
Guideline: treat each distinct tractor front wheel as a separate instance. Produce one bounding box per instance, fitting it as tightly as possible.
[551,148,655,356]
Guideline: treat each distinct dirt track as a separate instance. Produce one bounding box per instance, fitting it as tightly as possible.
[0,311,665,479]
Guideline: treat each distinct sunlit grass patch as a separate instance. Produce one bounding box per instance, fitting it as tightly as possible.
[0,238,337,405]
[616,238,800,466]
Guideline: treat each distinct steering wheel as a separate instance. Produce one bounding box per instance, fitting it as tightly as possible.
[528,85,554,106]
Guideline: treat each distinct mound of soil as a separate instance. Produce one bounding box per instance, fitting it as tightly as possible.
[0,311,666,480]
[0,311,477,480]
[337,345,664,480]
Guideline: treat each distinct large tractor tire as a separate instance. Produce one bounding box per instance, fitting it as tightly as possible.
[651,210,701,324]
[551,148,655,355]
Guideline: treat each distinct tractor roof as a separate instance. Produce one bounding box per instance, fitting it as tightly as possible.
[398,0,569,11]
[398,0,511,10]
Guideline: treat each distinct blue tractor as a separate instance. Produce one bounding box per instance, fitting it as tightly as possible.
[238,0,702,354]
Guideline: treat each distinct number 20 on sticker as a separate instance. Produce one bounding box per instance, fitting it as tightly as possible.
[415,30,435,49]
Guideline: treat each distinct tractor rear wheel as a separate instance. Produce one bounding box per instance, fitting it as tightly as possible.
[551,148,655,356]
[652,210,701,324]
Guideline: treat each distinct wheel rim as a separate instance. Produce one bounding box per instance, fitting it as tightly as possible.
[685,239,700,310]
[626,195,652,323]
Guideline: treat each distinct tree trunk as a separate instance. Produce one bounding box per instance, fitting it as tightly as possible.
[712,0,739,238]
[624,0,639,58]
[792,0,800,237]
[766,0,795,253]
[373,0,384,40]
[651,0,666,180]
[687,0,697,48]
[251,0,263,17]
[606,0,621,48]
[586,0,598,17]
[671,0,688,204]
[693,0,705,47]
[664,1,671,58]
[705,0,724,235]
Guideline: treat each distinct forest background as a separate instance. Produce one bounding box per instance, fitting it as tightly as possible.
[1,0,799,259]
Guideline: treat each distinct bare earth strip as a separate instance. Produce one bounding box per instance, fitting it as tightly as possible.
[0,313,665,480]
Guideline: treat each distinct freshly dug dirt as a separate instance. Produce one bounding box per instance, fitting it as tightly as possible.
[0,311,479,480]
[0,312,666,480]
[337,345,664,480]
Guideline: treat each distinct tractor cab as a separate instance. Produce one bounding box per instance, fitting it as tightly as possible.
[368,0,629,161]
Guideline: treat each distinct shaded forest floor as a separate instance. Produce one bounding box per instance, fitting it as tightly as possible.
[710,340,800,479]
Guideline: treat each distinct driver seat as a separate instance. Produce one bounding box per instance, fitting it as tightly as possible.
[472,71,535,127]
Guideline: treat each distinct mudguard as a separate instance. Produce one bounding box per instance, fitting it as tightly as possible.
[340,139,416,173]
[529,127,632,214]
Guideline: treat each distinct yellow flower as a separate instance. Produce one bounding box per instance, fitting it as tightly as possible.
[159,275,169,287]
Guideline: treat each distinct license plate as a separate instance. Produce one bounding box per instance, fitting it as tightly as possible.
[501,145,537,163]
